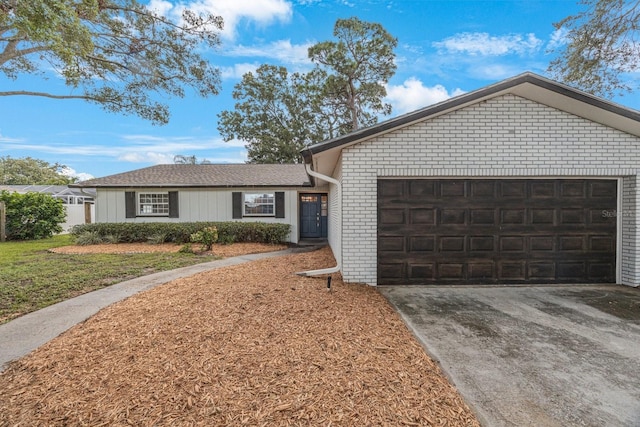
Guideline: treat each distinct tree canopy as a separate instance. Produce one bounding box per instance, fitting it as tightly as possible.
[308,17,397,131]
[218,64,324,164]
[0,156,75,185]
[0,0,223,124]
[549,0,640,97]
[218,17,397,164]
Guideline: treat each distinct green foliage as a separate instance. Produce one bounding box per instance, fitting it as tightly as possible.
[308,17,398,131]
[190,226,218,251]
[218,65,321,164]
[0,190,66,240]
[70,221,291,244]
[74,230,104,245]
[549,0,640,97]
[217,17,397,164]
[0,0,223,124]
[178,243,194,254]
[0,156,75,185]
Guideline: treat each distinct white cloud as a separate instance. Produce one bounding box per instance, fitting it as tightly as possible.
[385,78,465,114]
[225,39,314,65]
[114,135,247,165]
[0,132,23,143]
[117,152,176,164]
[147,0,174,16]
[220,62,259,79]
[433,32,543,56]
[153,0,292,40]
[469,64,530,80]
[60,167,95,181]
[547,28,569,51]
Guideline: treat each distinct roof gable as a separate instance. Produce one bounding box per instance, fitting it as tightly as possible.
[72,164,312,188]
[301,72,640,174]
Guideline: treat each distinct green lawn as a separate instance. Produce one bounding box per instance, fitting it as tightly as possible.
[0,235,214,324]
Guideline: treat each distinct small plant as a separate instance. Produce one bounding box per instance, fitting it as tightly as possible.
[74,231,104,246]
[147,232,168,245]
[102,234,121,244]
[178,243,194,254]
[190,226,218,251]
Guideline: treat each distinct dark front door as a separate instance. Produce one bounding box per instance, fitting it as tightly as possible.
[300,194,327,239]
[378,179,618,285]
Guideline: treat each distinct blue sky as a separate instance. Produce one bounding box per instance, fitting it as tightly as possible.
[2,0,639,180]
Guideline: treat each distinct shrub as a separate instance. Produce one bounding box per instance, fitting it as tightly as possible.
[75,231,105,246]
[190,226,218,251]
[0,190,66,240]
[70,222,291,245]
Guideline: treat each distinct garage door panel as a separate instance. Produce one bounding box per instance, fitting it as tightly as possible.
[560,209,585,224]
[590,180,617,197]
[531,236,555,251]
[531,181,556,198]
[378,261,405,277]
[529,262,556,279]
[560,181,586,197]
[439,263,465,279]
[440,236,465,252]
[410,208,436,224]
[530,209,555,224]
[379,208,405,224]
[409,180,436,196]
[470,181,497,197]
[469,263,494,279]
[409,236,435,252]
[379,180,404,197]
[589,236,615,251]
[409,263,435,279]
[470,209,495,224]
[470,236,495,251]
[500,181,527,197]
[379,235,405,252]
[499,261,527,280]
[378,179,617,285]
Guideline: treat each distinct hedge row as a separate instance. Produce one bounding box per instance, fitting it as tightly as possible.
[69,222,291,245]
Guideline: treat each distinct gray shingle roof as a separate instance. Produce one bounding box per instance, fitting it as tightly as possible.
[71,164,312,188]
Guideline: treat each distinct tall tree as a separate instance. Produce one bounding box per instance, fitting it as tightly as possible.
[0,156,75,184]
[0,0,223,124]
[218,64,322,164]
[218,17,397,164]
[308,16,397,131]
[549,0,640,97]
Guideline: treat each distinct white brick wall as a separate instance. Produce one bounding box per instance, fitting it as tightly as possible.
[339,94,640,285]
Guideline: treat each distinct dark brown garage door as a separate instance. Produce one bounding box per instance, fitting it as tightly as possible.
[378,179,617,285]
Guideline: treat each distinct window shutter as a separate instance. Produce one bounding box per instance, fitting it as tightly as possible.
[125,191,136,218]
[275,192,285,218]
[168,191,179,218]
[232,192,242,219]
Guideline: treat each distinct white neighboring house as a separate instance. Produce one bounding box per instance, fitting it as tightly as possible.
[0,185,95,232]
[71,164,328,244]
[302,72,640,287]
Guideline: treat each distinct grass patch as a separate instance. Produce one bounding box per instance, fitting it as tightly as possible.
[0,235,215,324]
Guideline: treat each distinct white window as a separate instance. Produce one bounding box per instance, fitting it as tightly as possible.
[244,193,275,216]
[138,193,169,215]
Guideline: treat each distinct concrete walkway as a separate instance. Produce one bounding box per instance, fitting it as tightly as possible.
[0,248,303,372]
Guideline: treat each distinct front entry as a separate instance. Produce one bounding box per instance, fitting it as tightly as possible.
[300,194,328,239]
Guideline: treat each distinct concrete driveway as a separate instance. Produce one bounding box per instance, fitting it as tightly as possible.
[378,285,640,427]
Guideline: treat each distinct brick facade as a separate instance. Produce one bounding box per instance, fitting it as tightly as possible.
[338,95,640,286]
